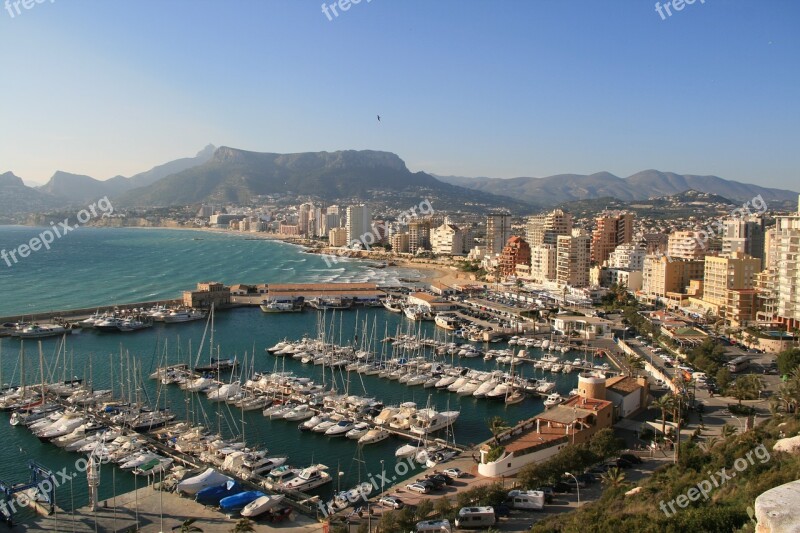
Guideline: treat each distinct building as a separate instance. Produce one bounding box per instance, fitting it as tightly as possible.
[209,214,246,228]
[556,231,591,287]
[605,376,649,418]
[406,292,455,313]
[642,233,669,255]
[325,206,342,233]
[478,374,613,477]
[667,230,709,260]
[182,282,231,309]
[346,204,372,247]
[298,202,314,235]
[408,220,431,253]
[499,236,531,278]
[641,255,704,301]
[530,244,557,283]
[722,216,765,262]
[775,205,800,330]
[701,253,761,313]
[431,223,465,255]
[526,209,573,246]
[328,227,348,247]
[551,316,612,339]
[278,223,301,236]
[607,242,646,271]
[390,232,410,253]
[591,211,634,265]
[593,267,643,291]
[485,212,512,255]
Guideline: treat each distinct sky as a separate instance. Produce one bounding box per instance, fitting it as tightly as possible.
[1,1,798,190]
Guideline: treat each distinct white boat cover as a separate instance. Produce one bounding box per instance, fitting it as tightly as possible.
[177,468,233,495]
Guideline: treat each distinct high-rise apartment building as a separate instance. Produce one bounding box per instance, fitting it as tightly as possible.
[486,212,512,255]
[431,223,465,255]
[591,211,634,265]
[530,244,557,283]
[499,236,531,278]
[722,216,765,262]
[607,242,646,271]
[775,203,800,330]
[346,204,372,247]
[556,231,591,287]
[667,230,709,260]
[526,209,573,246]
[408,220,432,254]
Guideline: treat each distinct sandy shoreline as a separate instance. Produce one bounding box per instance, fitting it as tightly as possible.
[130,225,472,287]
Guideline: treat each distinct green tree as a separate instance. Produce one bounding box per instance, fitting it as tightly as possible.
[728,374,764,404]
[229,518,255,533]
[176,519,204,533]
[434,496,454,520]
[715,367,733,390]
[650,394,674,438]
[588,428,624,461]
[414,499,434,521]
[777,348,800,376]
[487,416,511,445]
[600,467,626,487]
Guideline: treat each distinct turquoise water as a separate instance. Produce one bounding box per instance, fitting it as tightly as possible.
[0,226,415,317]
[0,226,584,521]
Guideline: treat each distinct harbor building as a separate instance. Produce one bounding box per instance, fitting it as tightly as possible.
[604,375,649,418]
[591,211,634,265]
[266,283,382,304]
[478,373,613,477]
[406,292,456,313]
[485,212,512,255]
[183,282,231,309]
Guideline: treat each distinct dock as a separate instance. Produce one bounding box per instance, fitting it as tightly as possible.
[17,486,321,532]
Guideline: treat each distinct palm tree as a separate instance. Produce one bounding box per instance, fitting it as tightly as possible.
[649,395,674,438]
[700,436,720,453]
[230,518,255,533]
[625,354,645,377]
[721,423,738,439]
[176,519,204,532]
[729,374,764,404]
[488,416,511,445]
[600,467,626,487]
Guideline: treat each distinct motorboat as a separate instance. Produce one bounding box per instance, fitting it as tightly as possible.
[434,313,461,331]
[243,456,287,477]
[196,481,242,506]
[283,464,331,492]
[358,427,390,445]
[543,393,564,408]
[311,418,337,433]
[409,409,460,435]
[325,419,355,437]
[284,405,314,421]
[133,457,173,476]
[177,468,233,495]
[345,422,371,440]
[260,298,304,313]
[163,309,205,323]
[395,442,421,459]
[486,383,511,401]
[17,324,69,339]
[241,494,286,517]
[219,490,266,513]
[267,465,299,487]
[382,297,404,313]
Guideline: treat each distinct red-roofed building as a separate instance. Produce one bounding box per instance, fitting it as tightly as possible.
[499,236,531,278]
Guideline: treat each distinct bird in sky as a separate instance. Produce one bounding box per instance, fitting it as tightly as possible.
[377,115,381,123]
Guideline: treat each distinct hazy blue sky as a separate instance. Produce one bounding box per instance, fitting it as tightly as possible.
[1,1,798,189]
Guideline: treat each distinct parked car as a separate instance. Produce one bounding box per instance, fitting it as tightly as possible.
[576,473,596,485]
[614,458,634,469]
[619,453,643,465]
[418,477,444,490]
[406,482,431,494]
[428,473,453,485]
[379,496,405,509]
[492,503,511,518]
[443,468,464,478]
[553,481,573,493]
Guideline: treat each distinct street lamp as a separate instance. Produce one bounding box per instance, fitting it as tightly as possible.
[731,415,745,432]
[564,472,580,504]
[380,460,385,495]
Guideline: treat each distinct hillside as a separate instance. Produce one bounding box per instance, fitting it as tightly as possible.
[116,147,530,212]
[437,170,798,207]
[0,172,62,219]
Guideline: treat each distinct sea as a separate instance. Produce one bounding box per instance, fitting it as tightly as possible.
[0,226,582,521]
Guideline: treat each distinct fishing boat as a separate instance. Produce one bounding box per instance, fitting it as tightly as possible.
[434,313,461,331]
[260,297,304,313]
[382,297,404,313]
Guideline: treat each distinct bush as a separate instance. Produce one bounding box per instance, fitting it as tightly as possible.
[777,348,800,376]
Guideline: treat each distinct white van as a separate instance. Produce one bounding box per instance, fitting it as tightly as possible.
[415,519,452,533]
[454,507,496,529]
[507,489,545,510]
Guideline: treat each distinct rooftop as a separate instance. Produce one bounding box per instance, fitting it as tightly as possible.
[606,375,644,395]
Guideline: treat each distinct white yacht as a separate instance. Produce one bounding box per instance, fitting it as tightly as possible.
[163,309,205,323]
[409,409,460,435]
[345,422,371,440]
[543,392,564,408]
[325,419,355,437]
[283,464,331,492]
[358,427,390,445]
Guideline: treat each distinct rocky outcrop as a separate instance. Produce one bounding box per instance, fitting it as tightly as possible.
[755,480,800,532]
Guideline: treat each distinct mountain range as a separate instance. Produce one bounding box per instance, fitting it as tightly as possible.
[435,170,798,207]
[1,146,797,218]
